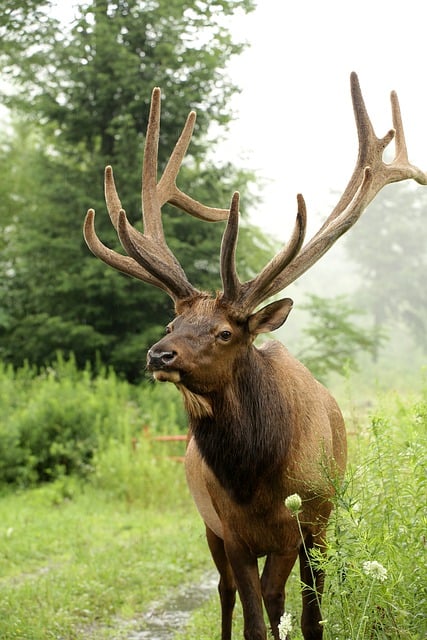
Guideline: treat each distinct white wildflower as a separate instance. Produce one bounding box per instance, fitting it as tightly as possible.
[362,560,388,582]
[284,493,302,515]
[278,611,293,638]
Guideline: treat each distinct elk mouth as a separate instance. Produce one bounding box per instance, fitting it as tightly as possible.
[152,369,182,383]
[147,347,184,383]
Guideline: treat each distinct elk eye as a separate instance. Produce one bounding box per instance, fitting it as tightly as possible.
[219,330,232,341]
[165,325,172,334]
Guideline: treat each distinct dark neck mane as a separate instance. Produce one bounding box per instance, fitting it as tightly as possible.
[184,348,294,504]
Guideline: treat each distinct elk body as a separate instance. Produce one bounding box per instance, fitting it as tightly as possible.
[84,73,426,640]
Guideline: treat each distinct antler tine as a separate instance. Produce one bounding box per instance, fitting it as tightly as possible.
[241,194,306,311]
[144,87,229,230]
[104,165,153,255]
[391,90,409,165]
[220,192,241,302]
[104,165,122,229]
[141,87,163,238]
[390,90,427,185]
[158,109,230,222]
[220,193,307,312]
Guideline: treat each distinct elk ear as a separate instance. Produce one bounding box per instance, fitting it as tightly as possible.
[248,298,293,335]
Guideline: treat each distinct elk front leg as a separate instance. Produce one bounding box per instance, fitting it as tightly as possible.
[224,536,267,640]
[261,550,299,640]
[205,526,236,640]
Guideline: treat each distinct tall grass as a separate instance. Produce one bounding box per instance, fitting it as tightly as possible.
[282,390,427,639]
[324,391,427,639]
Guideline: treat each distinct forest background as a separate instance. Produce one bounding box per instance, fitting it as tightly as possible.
[0,0,426,387]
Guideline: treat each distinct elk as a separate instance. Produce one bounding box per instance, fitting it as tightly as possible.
[83,73,426,640]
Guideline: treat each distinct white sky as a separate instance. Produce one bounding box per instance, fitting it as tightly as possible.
[219,0,427,238]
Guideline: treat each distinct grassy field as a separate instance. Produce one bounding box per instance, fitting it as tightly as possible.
[0,375,426,639]
[0,473,210,639]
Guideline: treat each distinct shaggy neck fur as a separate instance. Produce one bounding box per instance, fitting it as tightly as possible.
[182,347,294,504]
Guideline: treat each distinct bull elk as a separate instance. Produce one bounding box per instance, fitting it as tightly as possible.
[83,73,426,639]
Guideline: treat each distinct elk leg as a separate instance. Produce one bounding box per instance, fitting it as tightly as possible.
[299,532,326,640]
[261,550,299,640]
[205,526,236,640]
[224,537,267,640]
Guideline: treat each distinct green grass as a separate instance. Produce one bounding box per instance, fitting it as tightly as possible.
[0,477,209,639]
[0,385,426,639]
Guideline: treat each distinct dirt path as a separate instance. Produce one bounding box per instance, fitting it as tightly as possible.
[125,571,217,639]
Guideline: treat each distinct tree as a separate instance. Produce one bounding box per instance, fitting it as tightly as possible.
[343,182,427,352]
[0,1,57,63]
[0,0,275,381]
[296,294,384,383]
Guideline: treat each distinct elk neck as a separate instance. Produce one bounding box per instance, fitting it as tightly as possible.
[180,344,295,504]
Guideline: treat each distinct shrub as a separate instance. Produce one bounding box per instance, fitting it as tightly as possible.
[0,353,187,487]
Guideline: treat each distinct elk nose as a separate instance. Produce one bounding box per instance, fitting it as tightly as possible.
[147,348,177,370]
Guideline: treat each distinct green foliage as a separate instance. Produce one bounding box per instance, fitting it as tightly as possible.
[1,0,255,148]
[0,354,186,487]
[0,1,57,65]
[314,392,427,639]
[297,293,385,382]
[0,0,270,381]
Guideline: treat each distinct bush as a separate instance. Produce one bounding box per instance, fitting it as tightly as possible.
[0,353,187,487]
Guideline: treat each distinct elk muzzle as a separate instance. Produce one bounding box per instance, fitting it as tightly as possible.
[147,346,181,383]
